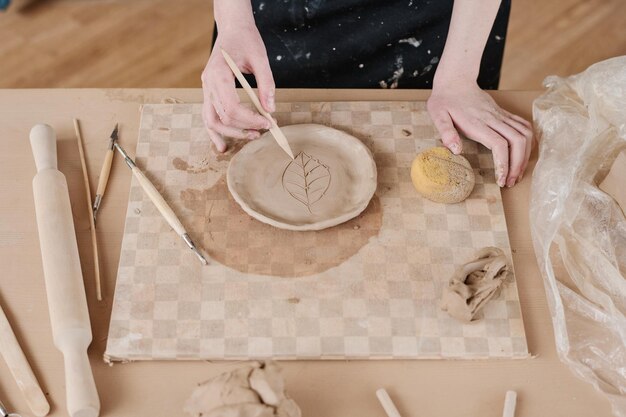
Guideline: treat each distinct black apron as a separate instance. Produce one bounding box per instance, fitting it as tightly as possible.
[216,0,511,89]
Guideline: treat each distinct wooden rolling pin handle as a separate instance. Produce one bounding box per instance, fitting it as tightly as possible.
[63,343,100,417]
[30,124,57,172]
[131,166,186,236]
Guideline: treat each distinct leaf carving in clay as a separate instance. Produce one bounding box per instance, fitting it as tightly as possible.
[282,152,331,212]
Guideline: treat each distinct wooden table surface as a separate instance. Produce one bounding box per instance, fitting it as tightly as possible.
[0,89,612,417]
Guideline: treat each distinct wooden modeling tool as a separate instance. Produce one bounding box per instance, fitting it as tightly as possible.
[73,119,102,301]
[220,48,295,159]
[29,124,100,417]
[502,390,517,417]
[0,301,49,417]
[376,389,403,417]
[92,124,118,224]
[113,142,209,265]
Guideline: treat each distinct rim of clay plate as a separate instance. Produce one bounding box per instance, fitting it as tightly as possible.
[226,123,377,231]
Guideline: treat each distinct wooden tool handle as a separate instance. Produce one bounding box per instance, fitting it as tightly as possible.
[30,124,57,172]
[63,344,99,417]
[95,149,114,196]
[0,304,50,417]
[132,166,185,235]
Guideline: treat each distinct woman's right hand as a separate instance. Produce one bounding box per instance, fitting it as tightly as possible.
[202,4,275,152]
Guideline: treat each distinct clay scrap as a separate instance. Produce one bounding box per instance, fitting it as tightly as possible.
[440,247,510,322]
[184,361,301,417]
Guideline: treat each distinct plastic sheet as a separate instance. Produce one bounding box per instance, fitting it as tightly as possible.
[531,56,626,416]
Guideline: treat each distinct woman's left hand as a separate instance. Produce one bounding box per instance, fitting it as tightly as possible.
[427,80,533,188]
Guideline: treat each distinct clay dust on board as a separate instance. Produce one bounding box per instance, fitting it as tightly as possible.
[179,177,382,278]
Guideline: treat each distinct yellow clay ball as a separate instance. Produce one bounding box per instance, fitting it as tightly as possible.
[410,146,475,204]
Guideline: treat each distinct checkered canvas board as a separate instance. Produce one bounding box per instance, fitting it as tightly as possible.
[105,101,528,362]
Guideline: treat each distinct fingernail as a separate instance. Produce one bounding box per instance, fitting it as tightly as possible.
[247,130,260,140]
[506,178,516,188]
[451,142,462,154]
[498,177,506,187]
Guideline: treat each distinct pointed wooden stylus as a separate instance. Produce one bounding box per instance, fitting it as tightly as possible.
[220,48,295,159]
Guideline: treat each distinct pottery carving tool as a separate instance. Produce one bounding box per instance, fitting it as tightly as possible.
[29,124,100,417]
[113,142,208,265]
[376,388,403,417]
[73,119,102,301]
[0,301,49,417]
[92,124,118,224]
[220,48,295,159]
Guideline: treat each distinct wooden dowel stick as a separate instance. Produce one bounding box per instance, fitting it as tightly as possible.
[73,119,102,301]
[376,388,403,417]
[502,390,517,417]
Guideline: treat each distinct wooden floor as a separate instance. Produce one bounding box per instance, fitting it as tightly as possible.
[0,0,624,89]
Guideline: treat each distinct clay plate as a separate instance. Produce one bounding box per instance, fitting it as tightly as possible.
[227,124,377,231]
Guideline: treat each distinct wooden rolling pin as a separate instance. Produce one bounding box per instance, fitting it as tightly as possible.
[29,124,100,417]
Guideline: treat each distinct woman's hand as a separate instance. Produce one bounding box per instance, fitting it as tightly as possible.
[202,3,274,152]
[428,0,533,187]
[427,80,533,187]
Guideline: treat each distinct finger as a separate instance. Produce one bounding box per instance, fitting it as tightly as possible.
[516,140,531,183]
[487,118,527,187]
[210,65,272,130]
[207,129,228,153]
[430,109,463,154]
[500,113,533,139]
[214,122,260,141]
[463,123,509,187]
[501,116,533,181]
[251,56,276,113]
[212,88,272,131]
[501,109,533,129]
[204,101,260,141]
[201,103,227,152]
